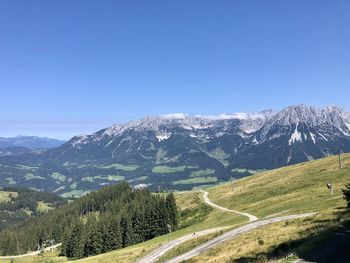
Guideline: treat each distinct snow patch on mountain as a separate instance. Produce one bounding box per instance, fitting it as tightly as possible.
[215,132,226,137]
[310,132,316,144]
[104,139,114,148]
[156,131,172,141]
[287,150,292,163]
[288,123,302,145]
[189,133,198,138]
[344,122,350,136]
[339,127,350,136]
[318,132,328,141]
[71,135,88,148]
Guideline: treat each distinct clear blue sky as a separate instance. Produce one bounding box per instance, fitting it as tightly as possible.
[0,1,349,139]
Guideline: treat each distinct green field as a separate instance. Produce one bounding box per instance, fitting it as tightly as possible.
[60,189,92,198]
[81,175,124,182]
[50,172,66,182]
[98,163,139,171]
[206,147,230,167]
[173,177,218,185]
[24,173,45,181]
[15,164,38,170]
[5,177,16,185]
[231,168,266,174]
[190,169,215,178]
[152,165,187,173]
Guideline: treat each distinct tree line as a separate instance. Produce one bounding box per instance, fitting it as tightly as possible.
[0,182,177,259]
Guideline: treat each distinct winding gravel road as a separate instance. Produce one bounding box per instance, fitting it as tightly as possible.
[200,190,258,222]
[138,190,316,263]
[165,213,316,263]
[135,227,229,263]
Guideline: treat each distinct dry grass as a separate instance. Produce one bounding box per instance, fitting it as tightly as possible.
[156,231,225,262]
[207,154,350,218]
[189,209,344,262]
[0,190,17,203]
[0,250,66,263]
[36,201,54,213]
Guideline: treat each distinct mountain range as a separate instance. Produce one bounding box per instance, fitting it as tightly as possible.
[0,136,65,151]
[0,104,349,196]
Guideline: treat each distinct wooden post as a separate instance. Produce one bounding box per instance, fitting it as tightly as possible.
[339,152,343,169]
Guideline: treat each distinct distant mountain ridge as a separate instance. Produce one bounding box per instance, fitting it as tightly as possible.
[0,146,31,157]
[0,104,349,195]
[0,136,65,150]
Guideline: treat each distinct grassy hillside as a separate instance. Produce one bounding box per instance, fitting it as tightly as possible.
[1,154,350,262]
[208,154,349,217]
[184,153,350,262]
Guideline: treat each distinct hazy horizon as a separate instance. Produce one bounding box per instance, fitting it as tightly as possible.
[1,103,350,140]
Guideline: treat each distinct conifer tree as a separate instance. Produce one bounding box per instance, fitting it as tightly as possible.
[101,215,122,252]
[120,215,134,247]
[165,192,178,229]
[84,220,103,257]
[71,221,85,259]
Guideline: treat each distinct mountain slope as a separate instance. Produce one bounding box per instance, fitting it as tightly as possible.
[0,146,31,157]
[0,105,350,195]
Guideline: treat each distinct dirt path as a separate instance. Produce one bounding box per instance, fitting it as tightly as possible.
[200,190,258,222]
[0,244,61,259]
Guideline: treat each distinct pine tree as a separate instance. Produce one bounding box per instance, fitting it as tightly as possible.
[101,215,122,252]
[165,192,178,229]
[156,198,168,236]
[84,217,103,257]
[120,215,134,247]
[59,226,72,257]
[64,221,84,259]
[131,206,146,244]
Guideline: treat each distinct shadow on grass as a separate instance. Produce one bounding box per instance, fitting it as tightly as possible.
[230,210,350,263]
